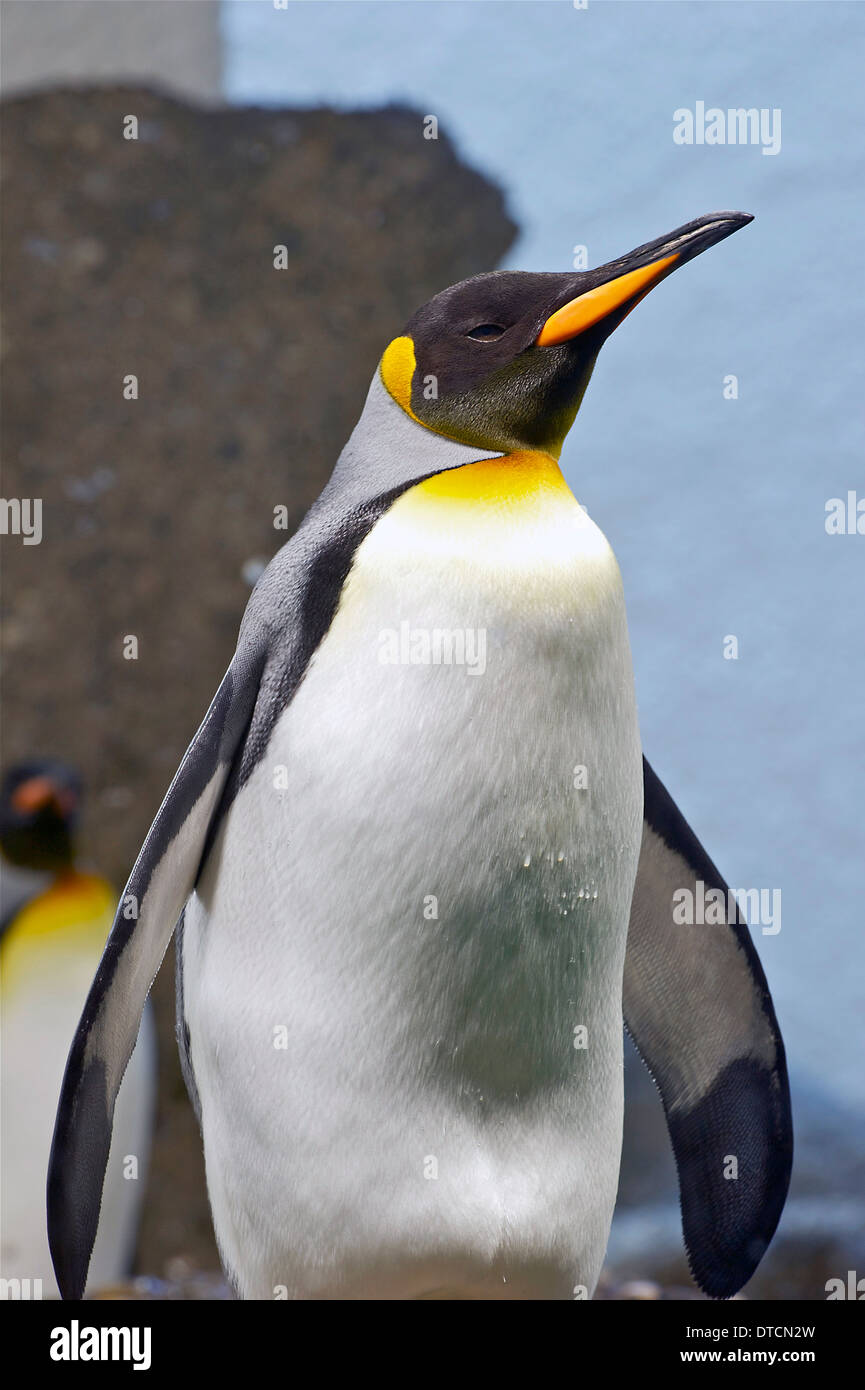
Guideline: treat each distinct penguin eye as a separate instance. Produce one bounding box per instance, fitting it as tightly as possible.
[465,323,506,342]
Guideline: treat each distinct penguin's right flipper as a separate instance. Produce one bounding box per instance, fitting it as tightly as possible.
[47,643,264,1300]
[623,757,793,1299]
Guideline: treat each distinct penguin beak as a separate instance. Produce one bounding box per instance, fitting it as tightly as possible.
[10,776,76,818]
[536,211,754,347]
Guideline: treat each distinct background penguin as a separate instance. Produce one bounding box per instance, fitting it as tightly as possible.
[49,213,792,1301]
[0,760,156,1295]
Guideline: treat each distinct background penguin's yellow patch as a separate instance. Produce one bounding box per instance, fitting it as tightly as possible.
[380,336,418,418]
[0,872,115,997]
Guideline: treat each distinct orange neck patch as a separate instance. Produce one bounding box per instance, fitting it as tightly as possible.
[414,450,574,506]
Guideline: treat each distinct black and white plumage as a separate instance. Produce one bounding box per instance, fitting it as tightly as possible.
[49,213,791,1301]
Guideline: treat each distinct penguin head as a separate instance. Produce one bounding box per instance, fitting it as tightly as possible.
[380,212,753,458]
[0,760,82,872]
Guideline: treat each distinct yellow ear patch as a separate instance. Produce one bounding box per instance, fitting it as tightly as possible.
[380,335,419,419]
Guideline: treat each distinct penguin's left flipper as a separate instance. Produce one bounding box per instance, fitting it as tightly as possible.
[624,757,792,1299]
[47,644,264,1300]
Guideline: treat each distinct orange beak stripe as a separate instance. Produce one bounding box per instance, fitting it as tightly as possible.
[536,253,680,346]
[11,777,68,815]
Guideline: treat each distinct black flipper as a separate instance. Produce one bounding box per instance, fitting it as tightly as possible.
[47,644,264,1299]
[624,757,792,1298]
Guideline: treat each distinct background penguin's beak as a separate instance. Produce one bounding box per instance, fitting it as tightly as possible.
[9,775,77,819]
[536,211,754,347]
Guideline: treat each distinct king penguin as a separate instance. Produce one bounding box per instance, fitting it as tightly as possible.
[48,213,792,1301]
[0,760,156,1295]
